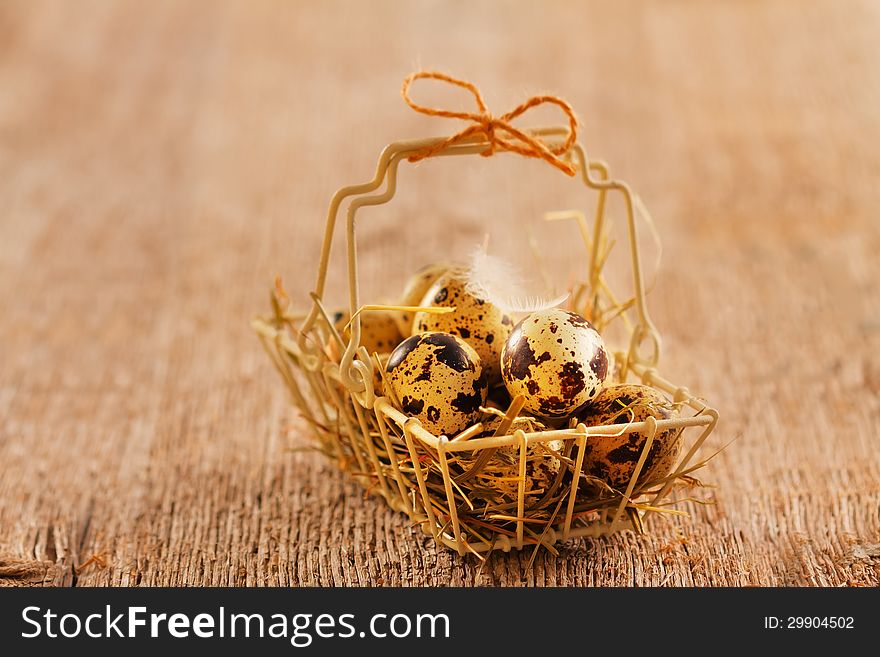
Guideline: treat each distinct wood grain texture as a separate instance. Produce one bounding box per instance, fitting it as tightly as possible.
[1,0,878,587]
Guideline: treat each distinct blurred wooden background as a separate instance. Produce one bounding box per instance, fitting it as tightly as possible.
[1,0,878,586]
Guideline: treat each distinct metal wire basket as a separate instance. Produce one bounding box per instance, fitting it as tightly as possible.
[253,116,718,557]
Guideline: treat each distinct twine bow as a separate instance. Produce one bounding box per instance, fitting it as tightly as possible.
[401,71,579,176]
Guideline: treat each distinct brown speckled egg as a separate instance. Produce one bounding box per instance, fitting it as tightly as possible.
[472,416,566,502]
[577,384,682,491]
[412,271,513,384]
[386,332,488,437]
[333,309,403,355]
[501,309,608,419]
[393,263,453,337]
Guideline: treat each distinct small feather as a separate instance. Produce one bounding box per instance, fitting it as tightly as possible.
[463,245,569,314]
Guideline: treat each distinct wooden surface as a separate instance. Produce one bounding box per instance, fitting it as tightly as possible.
[1,0,878,587]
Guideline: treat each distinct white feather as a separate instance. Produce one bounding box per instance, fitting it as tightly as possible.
[463,245,569,314]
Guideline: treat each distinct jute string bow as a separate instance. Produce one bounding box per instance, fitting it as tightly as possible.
[402,71,579,176]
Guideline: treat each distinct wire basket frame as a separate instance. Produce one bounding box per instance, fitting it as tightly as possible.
[252,126,719,556]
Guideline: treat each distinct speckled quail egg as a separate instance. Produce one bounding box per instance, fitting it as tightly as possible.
[385,332,488,437]
[392,263,454,337]
[576,384,683,491]
[412,271,513,384]
[501,309,609,419]
[332,309,403,355]
[468,416,566,502]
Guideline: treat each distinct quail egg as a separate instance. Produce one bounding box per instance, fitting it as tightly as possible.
[501,309,609,419]
[412,271,513,384]
[333,309,403,355]
[385,331,488,436]
[471,416,566,502]
[393,263,453,337]
[576,383,682,491]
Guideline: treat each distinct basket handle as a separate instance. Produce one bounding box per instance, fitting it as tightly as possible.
[293,129,661,404]
[298,73,661,381]
[567,142,662,370]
